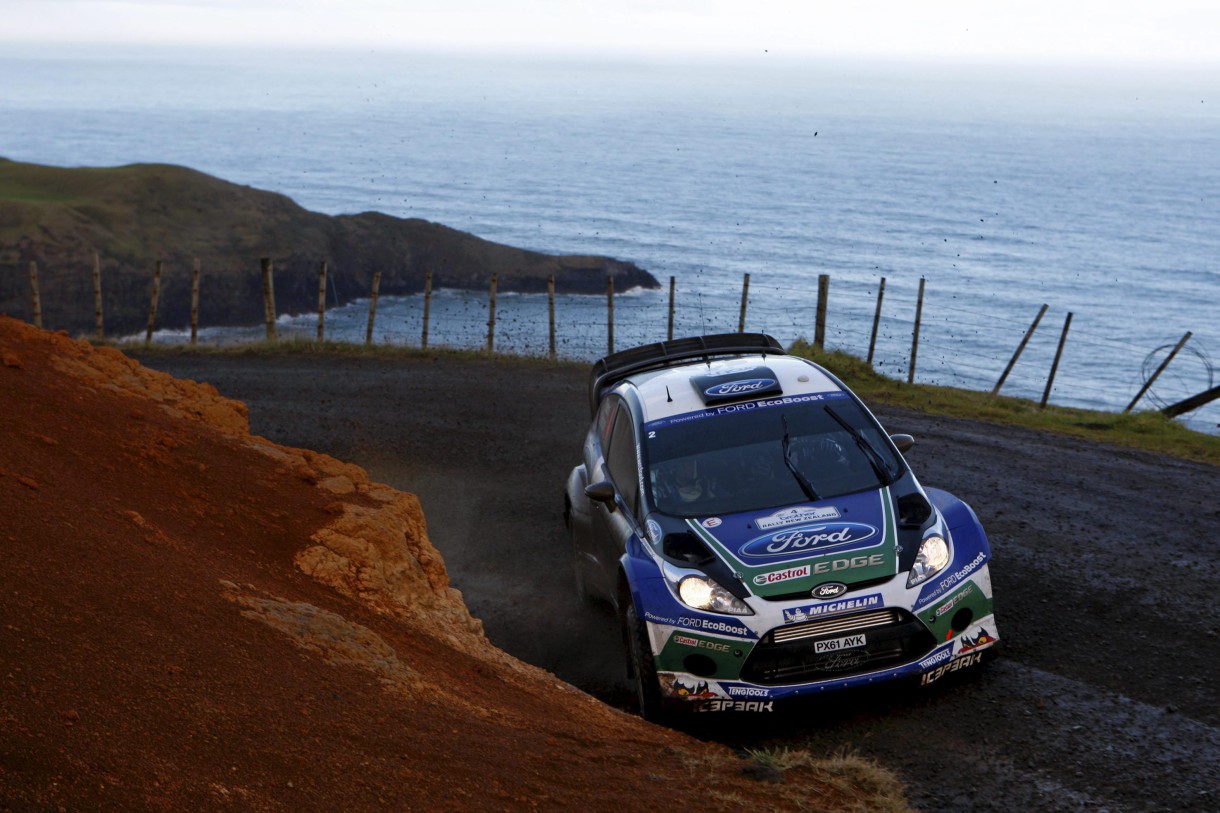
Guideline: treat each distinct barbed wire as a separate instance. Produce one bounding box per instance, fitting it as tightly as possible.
[1139,339,1215,410]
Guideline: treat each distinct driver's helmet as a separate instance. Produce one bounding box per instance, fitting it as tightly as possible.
[659,457,708,503]
[794,435,849,470]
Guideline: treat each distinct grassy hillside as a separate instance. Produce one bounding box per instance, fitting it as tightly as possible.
[0,158,657,334]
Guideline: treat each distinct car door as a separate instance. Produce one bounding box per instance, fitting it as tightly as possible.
[588,400,646,592]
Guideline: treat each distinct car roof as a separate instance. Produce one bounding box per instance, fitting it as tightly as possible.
[622,353,846,424]
[587,333,787,416]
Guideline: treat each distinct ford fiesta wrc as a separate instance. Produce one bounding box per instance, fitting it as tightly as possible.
[563,334,999,718]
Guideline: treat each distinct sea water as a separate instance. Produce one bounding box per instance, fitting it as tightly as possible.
[2,46,1217,432]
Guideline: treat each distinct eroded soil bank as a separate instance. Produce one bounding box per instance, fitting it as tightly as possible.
[1,319,904,813]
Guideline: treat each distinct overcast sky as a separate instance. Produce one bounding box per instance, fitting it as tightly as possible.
[3,0,1218,65]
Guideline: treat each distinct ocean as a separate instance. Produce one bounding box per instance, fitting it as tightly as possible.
[2,46,1218,432]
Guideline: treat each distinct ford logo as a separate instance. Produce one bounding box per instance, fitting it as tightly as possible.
[816,650,868,672]
[739,522,880,559]
[704,378,776,397]
[811,582,847,599]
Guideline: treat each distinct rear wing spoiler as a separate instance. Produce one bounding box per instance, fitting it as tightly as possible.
[587,333,786,416]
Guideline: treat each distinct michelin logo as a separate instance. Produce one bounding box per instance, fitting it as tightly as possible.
[783,593,882,624]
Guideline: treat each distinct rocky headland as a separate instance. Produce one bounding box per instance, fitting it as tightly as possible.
[0,158,659,335]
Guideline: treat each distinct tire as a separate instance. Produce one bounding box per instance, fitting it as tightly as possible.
[624,603,666,721]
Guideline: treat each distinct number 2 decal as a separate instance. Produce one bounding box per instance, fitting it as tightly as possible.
[647,431,656,438]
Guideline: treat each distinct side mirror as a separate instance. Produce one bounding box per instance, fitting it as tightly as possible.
[890,433,915,453]
[584,480,617,510]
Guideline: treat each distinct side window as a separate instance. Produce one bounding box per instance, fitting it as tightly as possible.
[605,409,641,516]
[595,397,619,448]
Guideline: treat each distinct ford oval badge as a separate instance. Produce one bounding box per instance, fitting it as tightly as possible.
[704,378,776,398]
[739,522,880,559]
[811,582,848,599]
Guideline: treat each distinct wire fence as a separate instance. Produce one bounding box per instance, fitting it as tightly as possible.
[19,256,1218,432]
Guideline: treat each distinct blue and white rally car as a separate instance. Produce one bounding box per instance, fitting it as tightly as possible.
[564,334,998,718]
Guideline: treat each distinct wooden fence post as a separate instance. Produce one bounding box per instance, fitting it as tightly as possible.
[487,273,497,354]
[1126,331,1193,412]
[1040,312,1073,408]
[547,274,556,360]
[422,271,432,350]
[1162,383,1220,418]
[607,275,615,356]
[908,277,925,384]
[92,253,104,339]
[28,261,42,329]
[814,274,829,350]
[260,257,277,341]
[190,258,200,346]
[867,277,886,365]
[992,304,1048,395]
[365,272,381,345]
[667,276,675,341]
[316,261,328,342]
[738,273,750,333]
[145,260,162,343]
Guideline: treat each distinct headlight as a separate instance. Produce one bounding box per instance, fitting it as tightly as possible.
[906,534,951,588]
[677,575,753,616]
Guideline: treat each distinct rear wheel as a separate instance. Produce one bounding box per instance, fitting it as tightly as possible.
[624,603,666,721]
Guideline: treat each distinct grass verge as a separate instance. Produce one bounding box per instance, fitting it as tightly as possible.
[736,746,915,813]
[125,335,1220,467]
[787,340,1220,467]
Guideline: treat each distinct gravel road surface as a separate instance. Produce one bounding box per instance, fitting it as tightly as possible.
[135,351,1220,813]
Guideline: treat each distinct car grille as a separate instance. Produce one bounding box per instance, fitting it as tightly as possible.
[740,608,935,685]
[770,608,900,643]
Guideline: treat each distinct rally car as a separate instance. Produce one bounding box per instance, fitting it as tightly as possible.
[564,333,998,718]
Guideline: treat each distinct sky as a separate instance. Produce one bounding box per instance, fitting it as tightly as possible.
[2,0,1219,66]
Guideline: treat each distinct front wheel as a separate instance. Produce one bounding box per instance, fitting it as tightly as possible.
[624,603,666,721]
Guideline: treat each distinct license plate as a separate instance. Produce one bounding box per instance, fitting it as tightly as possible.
[813,633,866,653]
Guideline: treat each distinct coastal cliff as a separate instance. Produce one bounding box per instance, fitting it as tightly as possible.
[0,158,658,335]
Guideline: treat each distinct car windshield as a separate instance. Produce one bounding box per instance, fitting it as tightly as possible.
[644,396,902,517]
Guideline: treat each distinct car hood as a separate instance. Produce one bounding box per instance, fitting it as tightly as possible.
[683,488,900,599]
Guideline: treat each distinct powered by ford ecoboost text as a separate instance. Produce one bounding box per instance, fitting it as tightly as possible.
[564,334,998,718]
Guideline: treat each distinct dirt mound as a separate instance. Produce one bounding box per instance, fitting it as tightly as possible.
[0,317,906,812]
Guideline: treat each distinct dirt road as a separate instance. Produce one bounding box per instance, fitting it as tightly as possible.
[135,350,1220,812]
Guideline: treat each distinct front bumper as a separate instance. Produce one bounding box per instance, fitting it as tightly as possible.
[644,565,999,712]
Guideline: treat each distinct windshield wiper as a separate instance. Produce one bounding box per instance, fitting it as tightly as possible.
[781,415,820,501]
[823,405,898,486]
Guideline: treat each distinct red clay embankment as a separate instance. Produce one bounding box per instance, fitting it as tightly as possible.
[0,317,905,812]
